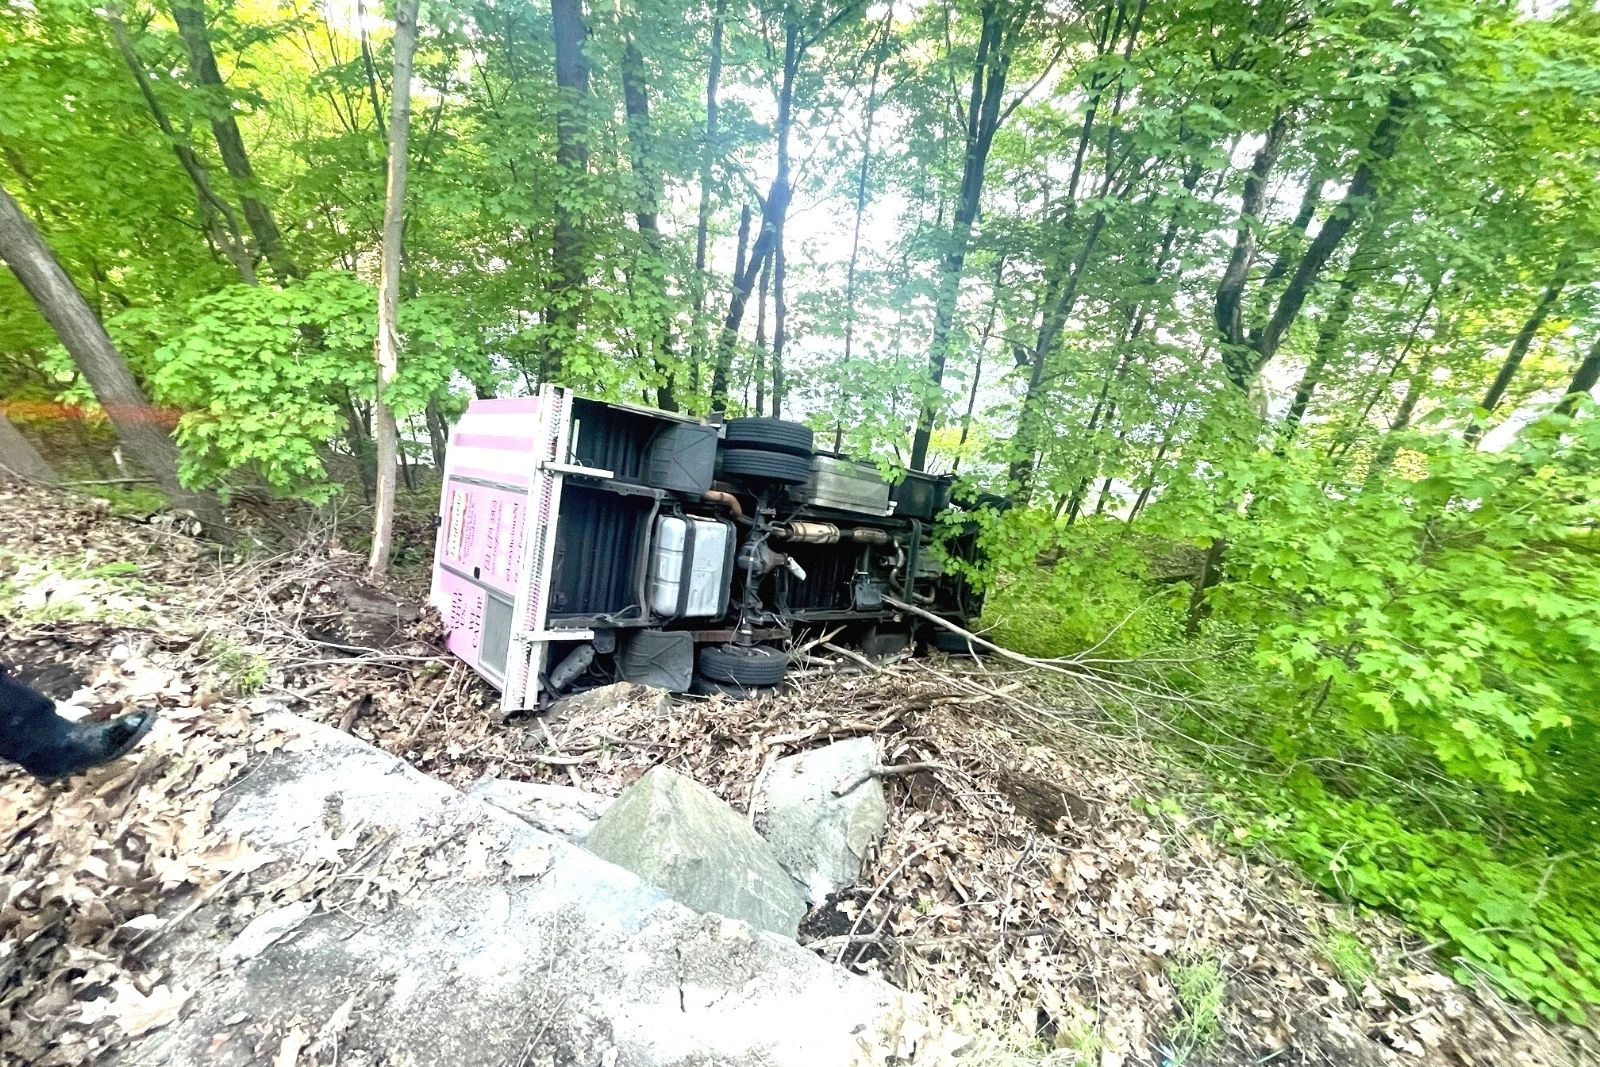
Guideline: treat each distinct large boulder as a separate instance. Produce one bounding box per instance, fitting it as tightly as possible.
[467,777,613,844]
[755,737,887,903]
[586,765,807,938]
[126,714,952,1067]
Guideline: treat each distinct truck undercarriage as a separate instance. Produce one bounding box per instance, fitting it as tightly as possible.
[430,387,985,714]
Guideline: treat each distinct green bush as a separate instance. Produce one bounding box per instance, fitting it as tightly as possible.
[976,412,1600,1020]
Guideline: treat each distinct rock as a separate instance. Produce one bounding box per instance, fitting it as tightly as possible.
[129,714,952,1067]
[755,737,887,903]
[467,777,613,844]
[586,766,807,938]
[550,680,671,721]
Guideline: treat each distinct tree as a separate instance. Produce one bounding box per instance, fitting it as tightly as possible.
[547,0,591,378]
[0,409,57,483]
[0,183,219,524]
[907,0,1037,471]
[169,1,299,281]
[368,0,422,579]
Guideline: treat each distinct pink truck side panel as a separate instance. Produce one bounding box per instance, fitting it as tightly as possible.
[429,386,574,715]
[435,568,486,664]
[437,481,527,592]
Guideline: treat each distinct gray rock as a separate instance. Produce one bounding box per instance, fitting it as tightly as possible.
[756,737,887,903]
[467,777,612,844]
[127,713,954,1067]
[586,766,807,938]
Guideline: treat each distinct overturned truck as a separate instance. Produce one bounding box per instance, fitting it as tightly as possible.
[429,387,985,713]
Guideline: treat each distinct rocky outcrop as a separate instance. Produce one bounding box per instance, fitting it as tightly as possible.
[467,777,612,844]
[755,737,887,902]
[127,713,951,1067]
[586,765,807,938]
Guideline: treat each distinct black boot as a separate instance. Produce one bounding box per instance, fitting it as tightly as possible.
[1,669,156,780]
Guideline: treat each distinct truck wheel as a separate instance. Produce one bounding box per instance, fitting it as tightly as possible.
[723,417,814,456]
[931,627,986,655]
[690,676,777,701]
[698,644,788,685]
[720,448,810,485]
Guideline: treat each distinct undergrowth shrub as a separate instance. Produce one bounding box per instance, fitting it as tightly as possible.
[970,411,1600,1021]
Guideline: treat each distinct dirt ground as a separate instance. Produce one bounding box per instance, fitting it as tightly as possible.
[0,483,1594,1067]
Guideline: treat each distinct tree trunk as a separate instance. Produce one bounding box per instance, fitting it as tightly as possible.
[908,0,1013,471]
[107,8,255,284]
[169,1,298,281]
[0,183,221,524]
[424,393,449,470]
[368,0,420,580]
[1279,215,1386,441]
[1250,94,1411,374]
[712,14,799,412]
[836,7,893,439]
[1214,110,1288,378]
[1466,254,1574,444]
[621,36,676,411]
[711,204,752,407]
[1555,336,1600,417]
[547,0,591,376]
[688,0,727,398]
[0,409,58,483]
[754,246,772,415]
[953,255,1005,472]
[771,228,787,418]
[1369,352,1436,479]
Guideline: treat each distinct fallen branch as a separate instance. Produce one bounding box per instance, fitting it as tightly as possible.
[821,641,887,674]
[834,761,946,797]
[539,717,586,788]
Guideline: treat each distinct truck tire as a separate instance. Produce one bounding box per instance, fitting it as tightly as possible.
[698,644,788,685]
[720,448,810,485]
[723,417,814,456]
[931,627,986,655]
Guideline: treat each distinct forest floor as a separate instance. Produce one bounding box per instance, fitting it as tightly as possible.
[0,482,1593,1067]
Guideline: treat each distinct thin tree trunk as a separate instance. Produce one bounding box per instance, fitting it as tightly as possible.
[170,1,299,281]
[1555,336,1600,417]
[1466,254,1574,444]
[424,394,449,470]
[1279,217,1386,442]
[754,246,772,415]
[621,36,676,411]
[1369,352,1436,479]
[836,6,893,441]
[547,0,591,376]
[357,0,388,137]
[1214,110,1288,375]
[908,0,1014,471]
[688,0,727,398]
[1128,414,1182,524]
[952,255,1005,473]
[1250,94,1412,374]
[712,14,800,412]
[107,8,255,284]
[0,184,221,525]
[0,409,58,483]
[368,0,420,579]
[771,228,786,418]
[712,204,752,406]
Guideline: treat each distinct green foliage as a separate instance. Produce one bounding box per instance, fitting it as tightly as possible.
[968,512,1185,660]
[147,273,478,499]
[192,633,269,697]
[979,409,1600,1020]
[1165,954,1225,1061]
